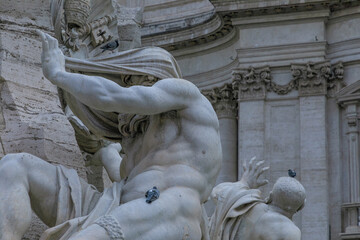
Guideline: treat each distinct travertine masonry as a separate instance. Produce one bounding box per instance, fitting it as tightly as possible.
[0,0,86,238]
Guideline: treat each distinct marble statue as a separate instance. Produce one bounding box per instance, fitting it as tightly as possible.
[0,30,222,240]
[209,157,306,240]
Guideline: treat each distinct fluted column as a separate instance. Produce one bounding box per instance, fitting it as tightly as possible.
[203,83,238,184]
[344,102,360,234]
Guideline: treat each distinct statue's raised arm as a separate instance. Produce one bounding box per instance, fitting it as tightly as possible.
[0,29,222,240]
[37,31,203,116]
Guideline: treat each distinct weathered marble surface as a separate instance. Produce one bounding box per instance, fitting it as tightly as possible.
[0,27,222,239]
[0,0,86,238]
[209,157,305,240]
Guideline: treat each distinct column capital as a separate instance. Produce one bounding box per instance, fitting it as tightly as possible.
[202,83,237,118]
[291,62,329,96]
[231,62,344,99]
[345,103,359,133]
[232,66,270,101]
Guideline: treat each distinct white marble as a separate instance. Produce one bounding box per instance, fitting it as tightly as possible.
[210,157,305,240]
[0,30,222,240]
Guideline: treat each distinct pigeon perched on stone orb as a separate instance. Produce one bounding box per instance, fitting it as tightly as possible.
[288,169,296,178]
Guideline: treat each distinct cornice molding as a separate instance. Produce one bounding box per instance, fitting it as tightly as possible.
[232,9,330,26]
[171,26,237,57]
[327,38,360,64]
[211,0,360,16]
[188,59,239,89]
[141,0,360,52]
[237,41,327,68]
[337,79,360,105]
[143,14,234,52]
[142,10,216,37]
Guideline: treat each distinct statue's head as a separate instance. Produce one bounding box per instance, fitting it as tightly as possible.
[116,75,159,140]
[266,177,306,215]
[121,75,159,87]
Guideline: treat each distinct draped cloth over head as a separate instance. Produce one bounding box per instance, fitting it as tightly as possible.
[62,47,182,141]
[209,181,263,240]
[50,0,182,141]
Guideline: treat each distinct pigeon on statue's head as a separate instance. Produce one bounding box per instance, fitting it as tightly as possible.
[288,169,296,178]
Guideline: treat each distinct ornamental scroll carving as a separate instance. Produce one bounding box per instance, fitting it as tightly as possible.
[202,84,237,118]
[328,62,345,97]
[291,61,344,96]
[232,67,271,100]
[231,62,344,100]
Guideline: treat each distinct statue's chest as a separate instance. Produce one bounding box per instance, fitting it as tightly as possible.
[146,111,181,143]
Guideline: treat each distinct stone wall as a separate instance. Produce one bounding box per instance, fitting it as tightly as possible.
[150,1,360,239]
[0,0,86,238]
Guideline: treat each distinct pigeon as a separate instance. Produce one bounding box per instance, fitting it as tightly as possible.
[145,186,160,204]
[288,169,296,178]
[101,40,119,52]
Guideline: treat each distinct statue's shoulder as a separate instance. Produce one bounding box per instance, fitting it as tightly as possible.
[255,211,300,240]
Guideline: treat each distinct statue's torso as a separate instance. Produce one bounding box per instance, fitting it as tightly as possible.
[120,98,222,205]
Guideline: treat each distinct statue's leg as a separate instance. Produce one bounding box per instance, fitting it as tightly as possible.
[0,153,59,240]
[68,187,202,240]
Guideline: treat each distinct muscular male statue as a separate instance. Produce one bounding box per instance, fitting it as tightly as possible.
[0,31,222,239]
[210,158,306,240]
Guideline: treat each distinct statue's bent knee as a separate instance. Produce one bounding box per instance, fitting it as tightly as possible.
[0,153,35,169]
[95,215,125,240]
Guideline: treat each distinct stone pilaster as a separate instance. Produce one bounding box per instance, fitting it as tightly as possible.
[299,95,329,239]
[232,66,269,177]
[291,62,330,239]
[203,83,238,183]
[337,76,360,239]
[343,102,360,235]
[345,103,360,203]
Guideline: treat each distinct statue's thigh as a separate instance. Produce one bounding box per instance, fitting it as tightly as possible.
[0,153,60,226]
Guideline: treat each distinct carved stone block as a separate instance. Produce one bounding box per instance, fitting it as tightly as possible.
[202,83,237,118]
[291,62,330,97]
[232,66,270,101]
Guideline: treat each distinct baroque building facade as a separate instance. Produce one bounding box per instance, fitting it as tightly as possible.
[1,0,360,239]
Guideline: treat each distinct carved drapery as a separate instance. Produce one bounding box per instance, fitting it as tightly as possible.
[232,62,344,100]
[202,83,237,118]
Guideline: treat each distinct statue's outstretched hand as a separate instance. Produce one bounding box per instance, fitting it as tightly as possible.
[37,30,65,83]
[240,157,269,189]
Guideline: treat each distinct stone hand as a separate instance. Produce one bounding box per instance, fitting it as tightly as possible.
[240,157,269,189]
[86,143,122,167]
[37,30,65,83]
